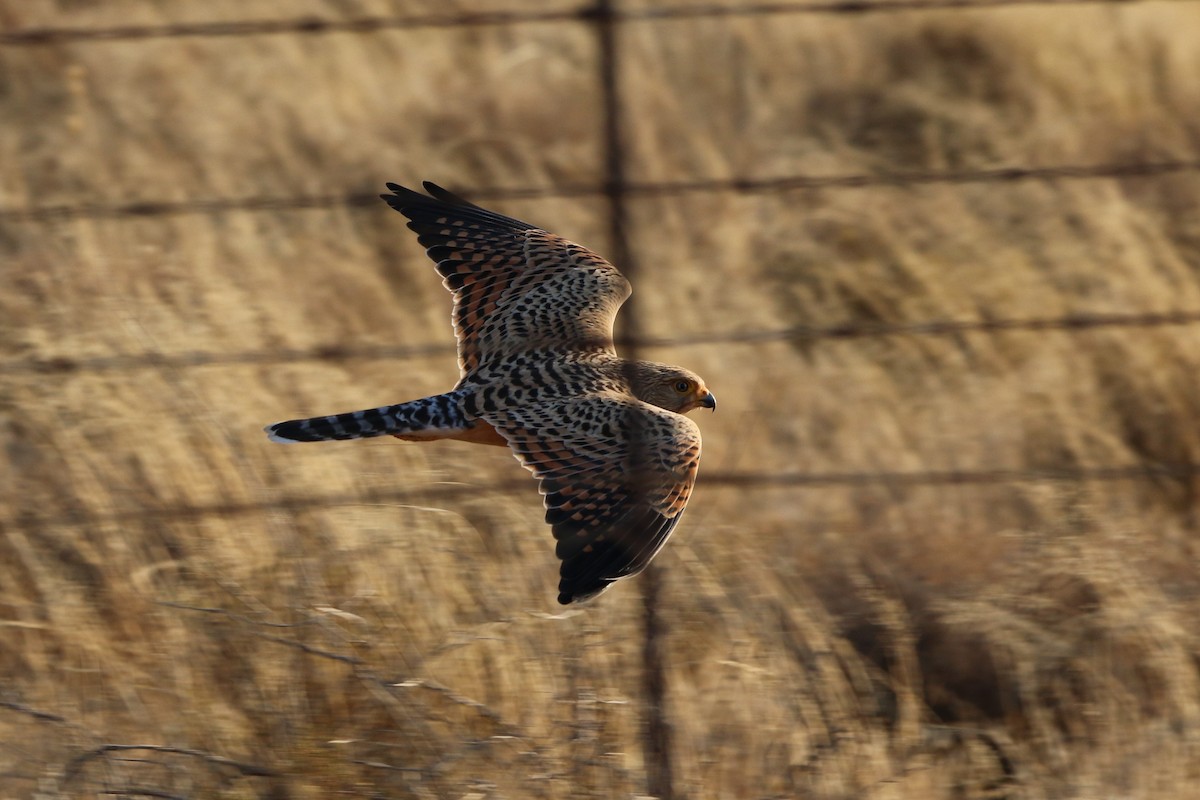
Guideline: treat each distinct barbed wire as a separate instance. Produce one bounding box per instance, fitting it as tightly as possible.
[633,0,1165,17]
[0,0,1181,47]
[7,310,1200,376]
[0,190,381,224]
[0,9,583,46]
[5,160,1199,224]
[703,463,1200,487]
[4,341,454,375]
[26,462,1200,531]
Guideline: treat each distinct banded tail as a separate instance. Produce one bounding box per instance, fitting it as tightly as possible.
[265,392,470,444]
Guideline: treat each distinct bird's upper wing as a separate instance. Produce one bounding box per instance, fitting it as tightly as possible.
[485,395,702,604]
[382,182,632,377]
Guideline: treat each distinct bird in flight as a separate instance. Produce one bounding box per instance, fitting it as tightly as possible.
[265,182,715,604]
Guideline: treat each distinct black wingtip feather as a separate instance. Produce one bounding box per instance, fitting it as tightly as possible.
[557,578,615,605]
[426,182,485,212]
[380,180,535,232]
[552,503,680,605]
[379,183,429,213]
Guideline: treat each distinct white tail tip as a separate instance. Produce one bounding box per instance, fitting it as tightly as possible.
[264,424,301,444]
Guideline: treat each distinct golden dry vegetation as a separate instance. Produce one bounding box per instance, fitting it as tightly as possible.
[4,0,1200,797]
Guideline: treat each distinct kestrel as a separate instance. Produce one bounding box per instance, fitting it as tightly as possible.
[265,182,715,604]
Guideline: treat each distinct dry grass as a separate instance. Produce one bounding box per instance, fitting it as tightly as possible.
[4,0,1200,797]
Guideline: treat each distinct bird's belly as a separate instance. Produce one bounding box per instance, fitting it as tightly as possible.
[392,420,508,447]
[451,420,509,447]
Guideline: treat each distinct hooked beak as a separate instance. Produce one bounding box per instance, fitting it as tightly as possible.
[699,391,717,412]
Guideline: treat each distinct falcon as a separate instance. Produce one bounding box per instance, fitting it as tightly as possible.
[265,182,715,604]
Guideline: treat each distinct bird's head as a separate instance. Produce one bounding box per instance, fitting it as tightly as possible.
[628,362,716,415]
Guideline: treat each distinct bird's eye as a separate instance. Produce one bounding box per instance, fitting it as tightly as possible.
[674,380,692,393]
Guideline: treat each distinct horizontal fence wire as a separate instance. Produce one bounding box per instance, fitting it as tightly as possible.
[5,160,1200,224]
[28,463,1200,530]
[6,310,1200,375]
[0,0,1186,46]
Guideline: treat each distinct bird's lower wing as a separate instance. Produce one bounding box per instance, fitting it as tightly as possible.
[487,395,702,604]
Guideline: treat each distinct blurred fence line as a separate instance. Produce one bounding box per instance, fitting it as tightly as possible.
[5,160,1200,223]
[6,310,1200,374]
[0,0,1189,46]
[28,463,1200,532]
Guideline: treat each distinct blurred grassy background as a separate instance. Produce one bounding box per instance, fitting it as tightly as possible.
[4,0,1200,797]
